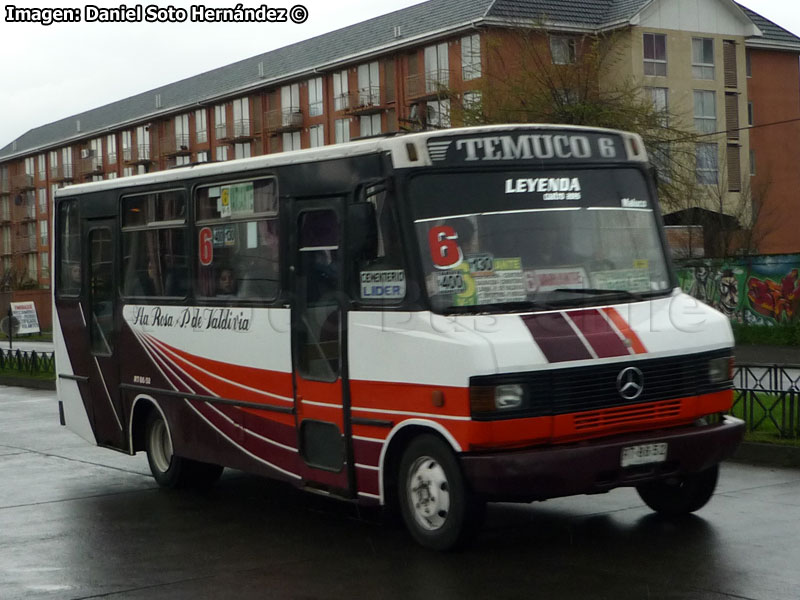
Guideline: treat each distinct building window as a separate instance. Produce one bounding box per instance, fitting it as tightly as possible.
[196,151,209,163]
[214,104,227,139]
[693,90,716,134]
[692,38,715,80]
[696,143,718,184]
[461,33,481,79]
[747,102,753,126]
[643,33,667,76]
[61,147,73,178]
[233,142,251,159]
[48,151,58,178]
[122,131,132,161]
[39,219,48,246]
[282,131,301,151]
[106,134,117,165]
[196,108,208,143]
[357,61,380,106]
[645,87,669,126]
[40,251,49,279]
[123,167,134,177]
[175,155,191,167]
[750,149,756,175]
[175,114,190,149]
[334,119,350,144]
[550,35,576,65]
[232,98,250,137]
[107,173,117,179]
[359,114,381,137]
[136,126,150,160]
[428,99,451,128]
[215,145,229,161]
[308,77,323,117]
[333,70,349,111]
[37,154,46,180]
[424,43,449,92]
[38,188,47,214]
[309,124,324,148]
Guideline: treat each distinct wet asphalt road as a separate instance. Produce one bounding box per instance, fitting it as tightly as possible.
[2,386,800,600]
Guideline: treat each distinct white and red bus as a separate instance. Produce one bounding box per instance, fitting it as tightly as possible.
[54,125,744,549]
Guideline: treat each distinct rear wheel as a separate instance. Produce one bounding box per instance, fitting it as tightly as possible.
[636,464,719,517]
[398,434,484,551]
[145,411,223,489]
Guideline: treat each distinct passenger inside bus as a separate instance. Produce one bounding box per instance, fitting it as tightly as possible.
[216,266,237,298]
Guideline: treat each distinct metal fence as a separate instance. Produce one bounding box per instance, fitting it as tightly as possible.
[0,349,56,376]
[733,364,800,438]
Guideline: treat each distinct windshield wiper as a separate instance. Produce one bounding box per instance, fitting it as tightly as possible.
[554,288,644,301]
[444,300,553,313]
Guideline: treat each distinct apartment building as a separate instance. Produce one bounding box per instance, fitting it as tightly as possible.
[0,0,798,292]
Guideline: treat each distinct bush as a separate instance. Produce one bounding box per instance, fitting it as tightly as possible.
[732,321,800,346]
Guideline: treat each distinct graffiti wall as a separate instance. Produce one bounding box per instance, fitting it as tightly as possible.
[675,255,800,325]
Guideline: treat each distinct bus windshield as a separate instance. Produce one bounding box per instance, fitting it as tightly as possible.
[410,168,672,312]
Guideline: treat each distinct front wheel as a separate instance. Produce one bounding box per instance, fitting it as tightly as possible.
[398,434,484,551]
[145,411,223,489]
[636,464,719,517]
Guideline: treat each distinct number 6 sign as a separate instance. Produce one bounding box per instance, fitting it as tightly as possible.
[199,227,214,266]
[428,225,463,269]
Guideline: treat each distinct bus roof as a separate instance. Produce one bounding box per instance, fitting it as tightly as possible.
[54,124,647,199]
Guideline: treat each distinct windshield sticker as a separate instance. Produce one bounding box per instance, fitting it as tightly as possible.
[454,257,526,305]
[621,197,648,208]
[592,269,651,293]
[229,182,255,216]
[428,225,464,269]
[504,177,582,201]
[633,259,649,269]
[435,270,467,295]
[361,270,406,300]
[526,267,588,292]
[466,253,494,275]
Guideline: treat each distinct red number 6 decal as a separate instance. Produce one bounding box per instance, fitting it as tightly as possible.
[198,227,213,266]
[428,225,463,269]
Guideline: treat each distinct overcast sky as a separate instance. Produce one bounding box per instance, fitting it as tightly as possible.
[1,0,798,149]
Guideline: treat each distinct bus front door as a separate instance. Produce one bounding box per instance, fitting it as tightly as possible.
[85,220,126,450]
[291,202,352,494]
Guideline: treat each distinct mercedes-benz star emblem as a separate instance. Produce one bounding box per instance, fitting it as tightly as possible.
[616,366,644,400]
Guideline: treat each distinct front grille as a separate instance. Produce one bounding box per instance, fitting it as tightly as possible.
[471,349,731,421]
[573,399,682,432]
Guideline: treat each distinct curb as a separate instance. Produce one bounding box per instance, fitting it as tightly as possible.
[730,442,800,469]
[0,376,56,391]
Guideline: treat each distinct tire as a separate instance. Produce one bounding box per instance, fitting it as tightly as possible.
[144,411,223,489]
[636,464,719,517]
[398,434,484,551]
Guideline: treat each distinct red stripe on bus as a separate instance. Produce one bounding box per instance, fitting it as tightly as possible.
[521,312,593,363]
[601,308,647,354]
[566,309,630,358]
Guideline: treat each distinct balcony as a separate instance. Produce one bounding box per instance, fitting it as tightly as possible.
[16,235,37,253]
[80,157,104,178]
[124,145,153,165]
[342,87,383,115]
[406,70,451,101]
[265,109,303,133]
[11,174,35,191]
[50,164,75,183]
[162,132,192,157]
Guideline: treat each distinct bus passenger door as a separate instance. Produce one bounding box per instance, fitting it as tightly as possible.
[85,220,125,450]
[290,201,352,494]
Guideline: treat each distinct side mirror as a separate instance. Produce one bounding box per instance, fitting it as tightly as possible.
[347,202,378,262]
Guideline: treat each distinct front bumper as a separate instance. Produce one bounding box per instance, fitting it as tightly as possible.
[460,416,745,502]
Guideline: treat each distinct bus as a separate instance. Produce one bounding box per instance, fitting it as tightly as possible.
[53,124,744,550]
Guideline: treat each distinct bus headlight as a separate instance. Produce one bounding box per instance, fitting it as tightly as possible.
[470,384,527,415]
[495,384,525,409]
[709,356,733,383]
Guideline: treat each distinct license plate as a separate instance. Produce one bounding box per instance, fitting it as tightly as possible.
[621,443,668,467]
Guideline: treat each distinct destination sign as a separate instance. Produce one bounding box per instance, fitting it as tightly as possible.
[426,131,626,166]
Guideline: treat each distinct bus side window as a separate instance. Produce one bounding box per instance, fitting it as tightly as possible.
[57,199,81,297]
[352,188,407,304]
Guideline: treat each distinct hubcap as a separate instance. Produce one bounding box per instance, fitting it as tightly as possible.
[149,418,173,474]
[407,455,450,531]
